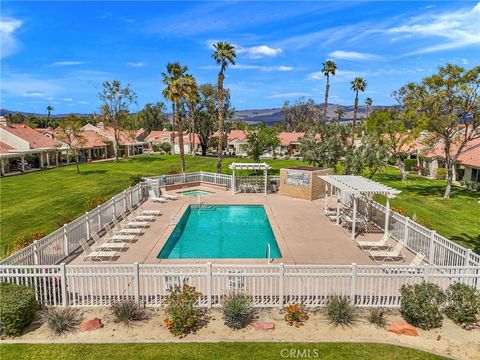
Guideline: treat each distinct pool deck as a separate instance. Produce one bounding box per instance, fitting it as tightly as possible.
[70,185,416,265]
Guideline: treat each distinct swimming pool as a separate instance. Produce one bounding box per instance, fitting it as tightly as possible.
[178,190,214,196]
[158,205,282,259]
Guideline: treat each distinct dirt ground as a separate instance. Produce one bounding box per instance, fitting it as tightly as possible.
[3,307,479,360]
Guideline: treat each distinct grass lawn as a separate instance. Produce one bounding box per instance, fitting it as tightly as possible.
[0,342,445,360]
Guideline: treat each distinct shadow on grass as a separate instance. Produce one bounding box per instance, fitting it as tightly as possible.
[450,233,480,255]
[78,170,108,175]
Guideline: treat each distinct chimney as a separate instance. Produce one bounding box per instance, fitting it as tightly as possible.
[0,116,10,127]
[97,121,105,131]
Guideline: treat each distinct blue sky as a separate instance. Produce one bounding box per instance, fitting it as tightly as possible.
[1,1,479,114]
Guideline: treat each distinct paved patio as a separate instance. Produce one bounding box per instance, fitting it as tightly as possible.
[70,184,416,265]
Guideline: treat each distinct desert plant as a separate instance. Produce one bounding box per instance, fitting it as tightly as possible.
[164,284,203,337]
[40,307,81,336]
[0,282,38,336]
[444,283,480,326]
[129,174,144,187]
[110,300,148,327]
[400,282,446,330]
[367,308,387,328]
[222,292,256,330]
[325,296,357,328]
[284,303,309,327]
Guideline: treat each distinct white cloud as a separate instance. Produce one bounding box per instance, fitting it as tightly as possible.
[266,92,311,99]
[62,98,73,102]
[23,91,44,97]
[51,61,87,66]
[237,45,282,59]
[77,101,89,105]
[0,17,22,59]
[201,63,293,72]
[126,62,147,68]
[328,50,383,61]
[277,66,293,72]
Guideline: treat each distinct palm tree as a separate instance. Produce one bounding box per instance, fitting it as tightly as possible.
[350,77,367,144]
[335,106,345,121]
[322,60,337,118]
[365,97,373,120]
[46,105,54,128]
[182,75,199,156]
[212,41,236,173]
[162,62,188,172]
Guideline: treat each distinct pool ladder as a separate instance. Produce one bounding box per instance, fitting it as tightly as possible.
[266,243,272,263]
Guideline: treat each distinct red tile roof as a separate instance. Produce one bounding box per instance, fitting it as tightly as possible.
[0,142,14,154]
[103,127,145,145]
[145,130,174,142]
[75,130,110,149]
[457,138,480,168]
[278,132,305,146]
[173,133,200,144]
[1,124,60,149]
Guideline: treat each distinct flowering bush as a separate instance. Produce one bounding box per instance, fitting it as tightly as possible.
[164,284,203,337]
[445,283,480,326]
[284,304,309,327]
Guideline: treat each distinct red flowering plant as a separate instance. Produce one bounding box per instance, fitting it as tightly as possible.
[284,303,309,327]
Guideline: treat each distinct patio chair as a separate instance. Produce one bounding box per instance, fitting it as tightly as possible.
[367,241,406,263]
[148,189,168,203]
[105,224,137,241]
[80,239,116,261]
[120,213,150,228]
[127,208,155,221]
[91,233,128,251]
[136,205,162,216]
[356,232,391,250]
[383,252,426,274]
[112,218,144,234]
[160,186,178,200]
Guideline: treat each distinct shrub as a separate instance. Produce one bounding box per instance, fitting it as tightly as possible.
[400,282,446,330]
[129,174,144,187]
[404,159,418,172]
[159,142,172,154]
[222,293,256,330]
[284,304,309,327]
[391,206,407,216]
[444,283,480,326]
[10,232,47,254]
[110,300,148,327]
[0,282,38,336]
[434,167,448,180]
[368,308,387,329]
[325,296,357,328]
[40,307,81,336]
[164,284,204,337]
[84,196,107,211]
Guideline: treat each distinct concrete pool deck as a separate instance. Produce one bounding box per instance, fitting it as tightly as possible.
[70,185,416,265]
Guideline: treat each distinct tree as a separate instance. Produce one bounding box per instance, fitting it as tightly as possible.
[138,102,168,133]
[322,60,337,118]
[183,75,199,156]
[335,107,345,121]
[282,98,321,132]
[99,80,137,161]
[344,132,389,177]
[351,77,367,144]
[395,64,480,198]
[55,116,86,174]
[299,120,351,169]
[244,124,280,162]
[212,41,236,173]
[45,106,54,127]
[365,97,373,120]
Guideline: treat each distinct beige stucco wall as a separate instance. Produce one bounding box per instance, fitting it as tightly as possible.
[279,167,332,201]
[0,128,30,150]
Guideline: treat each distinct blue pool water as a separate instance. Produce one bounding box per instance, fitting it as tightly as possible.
[178,190,214,196]
[158,205,282,259]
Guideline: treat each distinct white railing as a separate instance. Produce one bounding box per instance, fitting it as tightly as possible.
[0,263,478,308]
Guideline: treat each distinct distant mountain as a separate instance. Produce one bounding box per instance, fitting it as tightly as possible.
[1,104,400,125]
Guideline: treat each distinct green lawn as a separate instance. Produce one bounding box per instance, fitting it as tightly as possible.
[0,343,445,360]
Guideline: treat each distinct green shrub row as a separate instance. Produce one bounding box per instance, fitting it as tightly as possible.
[0,282,38,336]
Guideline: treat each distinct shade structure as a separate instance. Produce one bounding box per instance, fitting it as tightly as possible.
[229,163,270,195]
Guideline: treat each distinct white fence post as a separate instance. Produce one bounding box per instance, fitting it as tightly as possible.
[429,231,436,264]
[112,199,116,221]
[350,263,357,305]
[403,217,409,245]
[123,190,127,212]
[279,263,284,308]
[85,212,90,240]
[424,264,430,282]
[133,262,140,305]
[63,225,69,257]
[97,206,102,229]
[465,249,472,266]
[33,240,39,265]
[60,263,68,307]
[207,262,212,308]
[130,187,133,206]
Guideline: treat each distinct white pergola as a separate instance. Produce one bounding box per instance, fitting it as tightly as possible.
[319,175,401,239]
[229,162,271,195]
[0,147,65,176]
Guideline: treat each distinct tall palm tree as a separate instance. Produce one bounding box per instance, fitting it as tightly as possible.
[46,105,54,128]
[365,97,373,120]
[335,106,345,121]
[212,41,236,173]
[322,60,337,118]
[162,62,188,172]
[350,77,367,144]
[182,75,199,156]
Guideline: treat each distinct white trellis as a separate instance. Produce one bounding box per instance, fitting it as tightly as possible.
[229,162,271,195]
[319,175,401,239]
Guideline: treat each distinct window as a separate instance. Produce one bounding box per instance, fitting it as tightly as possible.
[472,168,480,182]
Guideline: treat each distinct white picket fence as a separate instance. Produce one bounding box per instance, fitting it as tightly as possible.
[0,263,478,308]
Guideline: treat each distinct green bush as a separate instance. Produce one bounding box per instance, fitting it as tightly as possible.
[0,282,38,336]
[222,293,256,330]
[367,308,387,329]
[444,283,480,326]
[129,174,144,187]
[159,142,172,154]
[434,168,448,180]
[164,284,204,337]
[40,307,81,336]
[404,159,418,172]
[110,300,148,327]
[325,296,357,328]
[400,282,446,330]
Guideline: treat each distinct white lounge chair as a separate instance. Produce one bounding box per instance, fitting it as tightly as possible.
[80,239,116,261]
[127,210,155,222]
[356,233,391,250]
[160,186,178,200]
[148,189,168,203]
[367,241,405,262]
[92,233,128,251]
[112,218,144,234]
[105,224,137,241]
[120,214,150,228]
[384,252,426,274]
[137,205,162,216]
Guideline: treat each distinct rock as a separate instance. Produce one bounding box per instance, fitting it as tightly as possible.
[387,319,418,336]
[80,318,104,332]
[251,322,275,331]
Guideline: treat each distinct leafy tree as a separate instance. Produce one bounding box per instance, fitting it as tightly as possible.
[212,41,236,173]
[138,102,168,133]
[55,116,86,174]
[322,60,337,118]
[282,98,321,132]
[335,107,345,121]
[99,80,137,160]
[244,124,280,162]
[351,77,367,144]
[300,120,350,169]
[344,132,389,177]
[394,64,480,198]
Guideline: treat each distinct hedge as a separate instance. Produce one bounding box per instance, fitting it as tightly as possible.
[0,282,38,336]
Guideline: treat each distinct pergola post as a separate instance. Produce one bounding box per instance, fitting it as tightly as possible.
[384,197,390,235]
[264,168,267,195]
[46,151,50,167]
[336,197,340,225]
[40,152,44,169]
[55,151,59,166]
[232,168,236,195]
[66,150,70,164]
[0,158,4,176]
[21,155,26,172]
[351,196,357,240]
[324,182,328,213]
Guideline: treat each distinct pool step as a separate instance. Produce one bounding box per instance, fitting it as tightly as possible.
[191,205,216,211]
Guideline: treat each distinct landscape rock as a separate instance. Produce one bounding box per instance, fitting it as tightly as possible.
[80,318,104,332]
[387,319,418,336]
[251,322,275,331]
